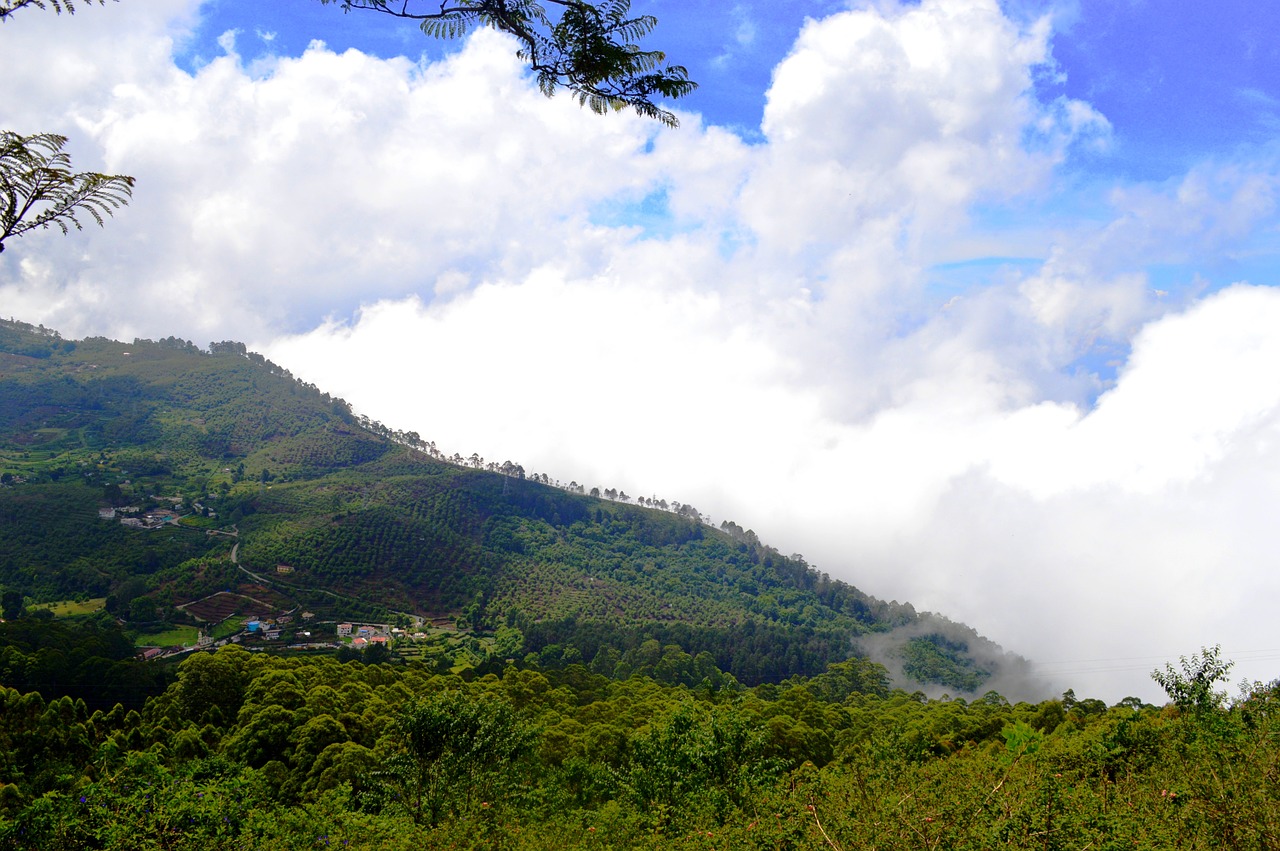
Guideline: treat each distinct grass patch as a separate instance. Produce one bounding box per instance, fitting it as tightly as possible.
[210,619,244,640]
[136,625,200,648]
[29,598,107,617]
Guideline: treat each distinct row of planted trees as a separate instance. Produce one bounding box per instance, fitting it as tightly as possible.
[347,406,717,526]
[0,645,1276,848]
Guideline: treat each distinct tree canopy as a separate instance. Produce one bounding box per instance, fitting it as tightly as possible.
[2,644,1279,849]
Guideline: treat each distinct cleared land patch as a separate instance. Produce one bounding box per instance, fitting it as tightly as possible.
[28,597,107,617]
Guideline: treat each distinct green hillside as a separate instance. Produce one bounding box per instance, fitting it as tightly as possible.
[5,320,1274,850]
[0,318,1022,693]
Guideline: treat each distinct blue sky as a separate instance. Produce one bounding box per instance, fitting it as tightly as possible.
[178,0,1280,178]
[4,0,1280,700]
[178,1,849,136]
[1050,0,1280,178]
[172,0,1280,325]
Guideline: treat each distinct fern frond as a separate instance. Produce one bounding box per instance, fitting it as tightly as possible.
[420,14,474,40]
[0,0,114,21]
[0,130,134,252]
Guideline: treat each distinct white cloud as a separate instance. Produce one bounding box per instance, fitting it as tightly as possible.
[730,285,1280,700]
[751,0,1070,226]
[989,284,1280,496]
[730,0,1110,387]
[216,28,239,55]
[3,0,1280,701]
[3,22,691,339]
[0,0,198,133]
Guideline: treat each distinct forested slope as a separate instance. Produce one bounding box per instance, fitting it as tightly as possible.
[0,318,1021,694]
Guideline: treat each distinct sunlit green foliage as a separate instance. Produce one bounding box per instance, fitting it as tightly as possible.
[0,646,1276,848]
[369,691,535,825]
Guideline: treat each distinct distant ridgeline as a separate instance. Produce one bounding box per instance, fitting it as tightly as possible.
[0,318,1030,698]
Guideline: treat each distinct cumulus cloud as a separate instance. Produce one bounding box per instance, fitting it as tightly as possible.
[3,0,1279,700]
[988,285,1280,495]
[746,0,1086,244]
[3,12,738,339]
[724,0,1112,411]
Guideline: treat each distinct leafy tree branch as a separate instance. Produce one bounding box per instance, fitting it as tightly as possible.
[0,131,134,254]
[1152,644,1234,715]
[319,0,696,126]
[0,0,113,21]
